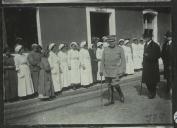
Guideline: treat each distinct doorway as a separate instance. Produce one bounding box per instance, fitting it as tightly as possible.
[4,7,38,52]
[86,7,116,47]
[90,12,109,41]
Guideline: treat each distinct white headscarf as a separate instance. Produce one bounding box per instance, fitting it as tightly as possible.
[59,44,65,50]
[124,40,130,45]
[97,42,103,47]
[48,43,56,51]
[119,39,124,43]
[15,44,22,53]
[70,42,78,48]
[80,41,87,48]
[32,43,38,48]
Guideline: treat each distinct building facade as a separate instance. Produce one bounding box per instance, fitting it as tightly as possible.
[3,0,171,50]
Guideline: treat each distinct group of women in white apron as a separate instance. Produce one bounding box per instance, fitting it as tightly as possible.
[48,41,93,93]
[118,38,144,75]
[13,41,94,99]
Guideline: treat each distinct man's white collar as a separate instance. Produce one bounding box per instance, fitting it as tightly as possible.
[147,40,152,45]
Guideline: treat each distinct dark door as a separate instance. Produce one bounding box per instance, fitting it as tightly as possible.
[4,7,38,52]
[90,12,109,41]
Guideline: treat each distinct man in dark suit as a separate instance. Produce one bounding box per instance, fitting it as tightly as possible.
[161,31,173,94]
[142,29,161,99]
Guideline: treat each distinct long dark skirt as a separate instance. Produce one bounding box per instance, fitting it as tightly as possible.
[4,69,18,101]
[31,71,39,93]
[38,70,55,97]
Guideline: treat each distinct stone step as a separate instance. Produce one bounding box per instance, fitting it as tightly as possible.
[5,75,141,121]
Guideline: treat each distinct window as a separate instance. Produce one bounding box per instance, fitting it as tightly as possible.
[143,9,158,42]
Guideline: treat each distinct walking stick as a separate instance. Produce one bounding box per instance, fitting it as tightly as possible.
[140,80,143,95]
[100,75,103,106]
[140,71,143,95]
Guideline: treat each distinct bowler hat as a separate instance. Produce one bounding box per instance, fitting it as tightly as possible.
[143,29,153,38]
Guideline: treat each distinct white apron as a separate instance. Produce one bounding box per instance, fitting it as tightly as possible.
[122,46,135,75]
[68,49,80,84]
[139,43,144,68]
[58,51,70,87]
[79,49,93,86]
[48,51,61,92]
[96,48,105,81]
[14,54,34,97]
[132,43,142,69]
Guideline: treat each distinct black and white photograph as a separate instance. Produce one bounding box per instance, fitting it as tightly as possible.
[1,0,177,127]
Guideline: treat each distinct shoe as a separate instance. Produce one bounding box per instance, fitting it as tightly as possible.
[104,101,115,106]
[50,95,56,100]
[148,93,155,99]
[47,97,55,101]
[115,86,125,103]
[120,95,125,103]
[38,94,44,99]
[73,86,77,90]
[57,91,62,96]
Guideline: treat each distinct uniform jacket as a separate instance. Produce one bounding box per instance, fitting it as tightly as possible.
[100,46,126,78]
[142,40,161,83]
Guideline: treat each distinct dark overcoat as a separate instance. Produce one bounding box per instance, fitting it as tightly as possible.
[161,41,173,80]
[38,57,55,97]
[142,40,161,84]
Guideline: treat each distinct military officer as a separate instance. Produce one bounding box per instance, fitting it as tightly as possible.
[100,35,126,106]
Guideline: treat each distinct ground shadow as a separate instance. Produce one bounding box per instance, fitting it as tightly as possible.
[134,84,148,96]
[156,81,171,100]
[134,81,171,100]
[101,88,121,100]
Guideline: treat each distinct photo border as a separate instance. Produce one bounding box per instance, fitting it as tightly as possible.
[1,0,176,127]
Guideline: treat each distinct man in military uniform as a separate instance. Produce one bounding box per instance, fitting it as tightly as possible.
[142,29,161,99]
[161,31,173,94]
[100,35,126,106]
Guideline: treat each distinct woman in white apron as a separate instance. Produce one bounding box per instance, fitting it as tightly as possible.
[79,41,93,87]
[68,42,81,89]
[96,42,105,81]
[14,44,34,98]
[117,39,125,47]
[48,43,62,93]
[58,44,70,89]
[132,38,142,70]
[122,39,135,75]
